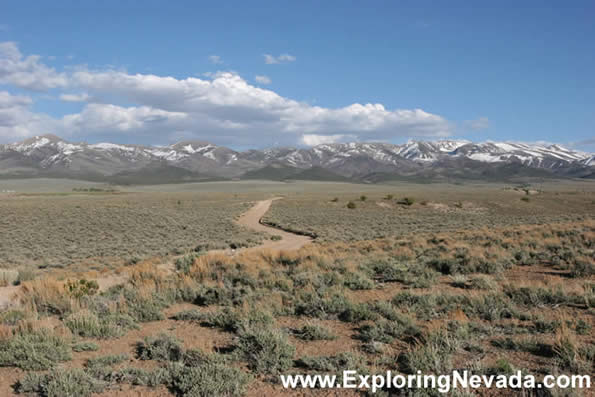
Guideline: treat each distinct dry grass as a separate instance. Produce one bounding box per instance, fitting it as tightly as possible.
[0,192,265,270]
[0,181,593,396]
[263,185,594,242]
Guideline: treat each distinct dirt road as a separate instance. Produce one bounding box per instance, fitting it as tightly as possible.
[0,197,311,309]
[235,197,312,252]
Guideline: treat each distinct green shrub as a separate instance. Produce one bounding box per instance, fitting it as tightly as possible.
[339,303,378,323]
[270,235,283,241]
[343,273,374,290]
[465,293,523,321]
[136,333,183,362]
[16,368,106,397]
[102,367,168,387]
[167,361,251,397]
[293,323,337,341]
[367,260,438,288]
[64,311,126,339]
[86,354,129,369]
[123,288,167,322]
[236,328,295,375]
[369,301,400,321]
[295,352,368,379]
[295,292,351,319]
[504,285,583,307]
[0,309,28,325]
[72,341,99,352]
[397,330,460,374]
[197,308,274,334]
[392,292,465,321]
[360,195,367,202]
[398,197,415,206]
[66,279,99,299]
[468,275,498,290]
[357,318,422,344]
[346,201,356,209]
[175,253,199,274]
[569,259,594,278]
[171,309,204,322]
[182,349,228,367]
[0,331,71,370]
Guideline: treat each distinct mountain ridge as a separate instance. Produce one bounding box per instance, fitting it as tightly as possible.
[1,134,593,184]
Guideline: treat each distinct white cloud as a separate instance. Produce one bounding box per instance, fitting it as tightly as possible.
[62,103,188,134]
[0,91,54,140]
[301,134,351,146]
[0,91,32,108]
[0,42,68,91]
[208,55,222,64]
[0,42,453,146]
[59,93,90,102]
[463,117,489,131]
[254,75,271,85]
[264,54,296,64]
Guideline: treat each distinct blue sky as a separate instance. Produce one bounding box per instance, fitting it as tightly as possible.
[1,0,594,150]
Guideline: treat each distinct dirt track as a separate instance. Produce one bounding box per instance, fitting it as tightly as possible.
[0,198,311,309]
[235,197,312,252]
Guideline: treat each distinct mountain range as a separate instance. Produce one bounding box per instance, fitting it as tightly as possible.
[0,134,593,184]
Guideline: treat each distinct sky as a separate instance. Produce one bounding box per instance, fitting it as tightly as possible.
[0,0,594,150]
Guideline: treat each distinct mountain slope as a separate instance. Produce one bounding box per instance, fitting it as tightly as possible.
[0,135,592,183]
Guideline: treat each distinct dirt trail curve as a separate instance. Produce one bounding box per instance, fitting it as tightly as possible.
[236,197,312,252]
[0,197,312,309]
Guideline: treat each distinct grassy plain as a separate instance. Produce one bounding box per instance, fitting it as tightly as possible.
[0,178,593,396]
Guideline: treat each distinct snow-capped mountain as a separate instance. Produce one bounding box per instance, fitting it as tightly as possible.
[0,134,592,183]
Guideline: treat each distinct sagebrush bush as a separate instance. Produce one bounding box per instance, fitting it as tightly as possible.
[122,288,168,322]
[295,352,368,381]
[343,272,375,290]
[357,318,422,345]
[398,197,415,206]
[504,285,584,307]
[175,253,199,274]
[366,260,438,288]
[72,341,99,352]
[294,292,351,319]
[0,309,29,325]
[397,329,461,374]
[64,310,125,339]
[293,323,337,341]
[136,333,184,362]
[0,330,71,370]
[236,328,295,375]
[167,361,251,397]
[16,368,106,397]
[86,354,129,369]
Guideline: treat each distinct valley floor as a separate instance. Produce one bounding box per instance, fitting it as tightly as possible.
[0,179,593,396]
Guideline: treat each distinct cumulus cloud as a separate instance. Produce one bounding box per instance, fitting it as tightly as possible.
[0,42,68,91]
[301,134,352,146]
[0,42,453,146]
[264,54,296,64]
[0,91,54,140]
[59,93,90,102]
[254,75,271,85]
[208,55,222,64]
[62,104,188,134]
